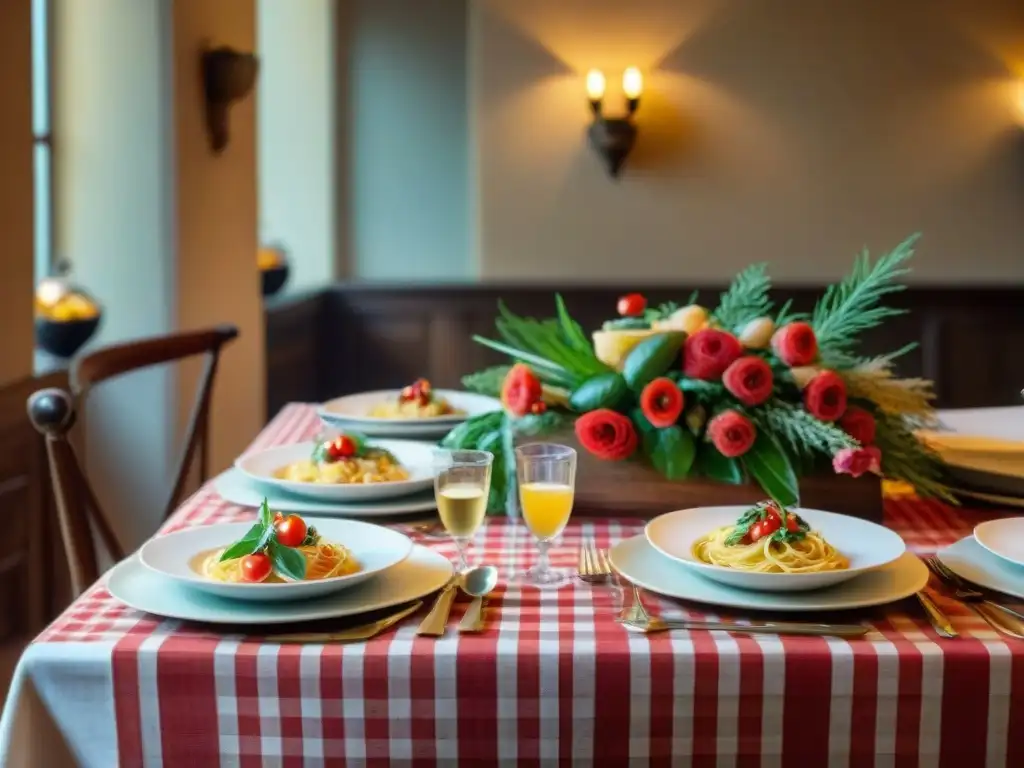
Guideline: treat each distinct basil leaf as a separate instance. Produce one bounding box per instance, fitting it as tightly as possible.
[346,431,368,456]
[698,447,745,485]
[742,431,800,508]
[269,539,306,581]
[650,426,696,480]
[218,522,264,562]
[259,498,273,528]
[311,442,330,463]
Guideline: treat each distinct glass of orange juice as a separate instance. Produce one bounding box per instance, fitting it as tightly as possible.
[513,443,577,587]
[433,449,493,572]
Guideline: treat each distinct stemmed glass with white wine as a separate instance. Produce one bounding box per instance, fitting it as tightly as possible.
[513,443,577,587]
[433,449,493,572]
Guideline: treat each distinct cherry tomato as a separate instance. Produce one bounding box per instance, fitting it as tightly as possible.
[760,515,781,537]
[786,514,800,532]
[275,514,308,547]
[241,553,272,583]
[326,435,356,460]
[748,522,765,542]
[617,293,647,317]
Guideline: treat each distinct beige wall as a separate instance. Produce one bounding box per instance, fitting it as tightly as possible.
[0,0,36,385]
[173,0,264,473]
[54,0,262,549]
[471,0,1024,283]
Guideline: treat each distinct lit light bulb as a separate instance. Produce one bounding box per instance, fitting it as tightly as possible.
[586,69,606,102]
[622,67,643,100]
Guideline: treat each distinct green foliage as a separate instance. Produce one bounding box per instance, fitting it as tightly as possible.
[569,372,629,412]
[474,296,609,388]
[461,366,510,397]
[649,425,696,480]
[873,411,957,502]
[811,234,919,366]
[749,400,857,459]
[695,446,745,484]
[742,432,800,507]
[622,332,685,391]
[712,263,774,331]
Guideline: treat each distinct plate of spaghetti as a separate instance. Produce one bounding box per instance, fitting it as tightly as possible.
[139,503,413,602]
[645,503,906,592]
[235,437,434,501]
[318,382,501,438]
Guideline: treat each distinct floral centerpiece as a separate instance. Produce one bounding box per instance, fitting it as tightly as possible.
[443,233,951,513]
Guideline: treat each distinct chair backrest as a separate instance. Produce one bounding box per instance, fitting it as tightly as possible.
[27,325,238,594]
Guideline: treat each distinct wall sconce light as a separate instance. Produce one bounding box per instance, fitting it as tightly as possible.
[201,45,259,154]
[587,67,643,178]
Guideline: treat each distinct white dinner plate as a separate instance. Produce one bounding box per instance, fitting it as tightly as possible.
[108,544,453,624]
[235,439,434,502]
[318,417,456,440]
[937,535,1024,600]
[213,468,438,517]
[645,506,907,592]
[974,518,1024,568]
[138,518,412,602]
[315,391,499,438]
[610,535,927,612]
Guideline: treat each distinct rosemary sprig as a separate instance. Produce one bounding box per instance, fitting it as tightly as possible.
[712,264,774,331]
[749,399,858,458]
[841,355,937,418]
[811,234,919,366]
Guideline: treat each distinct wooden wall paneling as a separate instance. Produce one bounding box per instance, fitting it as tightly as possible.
[264,285,1024,424]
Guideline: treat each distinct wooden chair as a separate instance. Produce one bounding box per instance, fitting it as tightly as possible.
[27,325,238,595]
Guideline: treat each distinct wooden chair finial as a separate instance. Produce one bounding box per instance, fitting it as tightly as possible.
[27,388,76,437]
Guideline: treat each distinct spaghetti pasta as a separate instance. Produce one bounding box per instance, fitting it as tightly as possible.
[198,542,360,583]
[691,502,849,574]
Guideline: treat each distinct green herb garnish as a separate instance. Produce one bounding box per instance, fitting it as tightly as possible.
[217,498,308,580]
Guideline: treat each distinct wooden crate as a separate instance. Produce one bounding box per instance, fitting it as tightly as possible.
[515,429,884,523]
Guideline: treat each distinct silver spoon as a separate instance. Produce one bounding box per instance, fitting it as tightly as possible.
[458,565,499,633]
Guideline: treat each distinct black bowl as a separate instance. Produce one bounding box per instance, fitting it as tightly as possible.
[35,315,102,358]
[261,264,289,297]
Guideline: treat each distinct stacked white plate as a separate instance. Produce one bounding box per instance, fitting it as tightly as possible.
[318,390,501,439]
[106,517,454,624]
[610,506,926,612]
[918,407,1024,507]
[936,518,1024,600]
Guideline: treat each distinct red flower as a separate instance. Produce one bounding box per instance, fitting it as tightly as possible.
[772,322,818,367]
[683,329,743,380]
[575,409,638,461]
[839,406,876,445]
[832,446,882,478]
[640,377,685,428]
[803,370,847,422]
[722,356,774,406]
[501,364,542,417]
[707,410,757,458]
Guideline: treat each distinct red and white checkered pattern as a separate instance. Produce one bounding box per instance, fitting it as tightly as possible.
[31,405,1024,765]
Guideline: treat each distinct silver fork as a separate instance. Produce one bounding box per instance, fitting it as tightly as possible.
[577,538,611,583]
[926,557,1024,637]
[617,582,870,638]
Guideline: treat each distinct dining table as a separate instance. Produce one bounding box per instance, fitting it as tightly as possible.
[2,402,1023,767]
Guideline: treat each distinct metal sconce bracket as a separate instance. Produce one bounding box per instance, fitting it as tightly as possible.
[588,118,638,178]
[202,45,259,154]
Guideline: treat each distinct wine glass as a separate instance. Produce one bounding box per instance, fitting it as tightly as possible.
[433,449,493,572]
[513,443,577,587]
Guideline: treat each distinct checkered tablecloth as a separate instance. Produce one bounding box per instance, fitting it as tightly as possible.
[4,404,1024,767]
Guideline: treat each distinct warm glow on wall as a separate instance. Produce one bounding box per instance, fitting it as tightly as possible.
[1017,81,1024,124]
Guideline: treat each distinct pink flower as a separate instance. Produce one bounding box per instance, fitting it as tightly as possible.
[832,446,882,478]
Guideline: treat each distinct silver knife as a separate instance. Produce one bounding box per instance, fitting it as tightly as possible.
[915,591,957,638]
[417,577,459,636]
